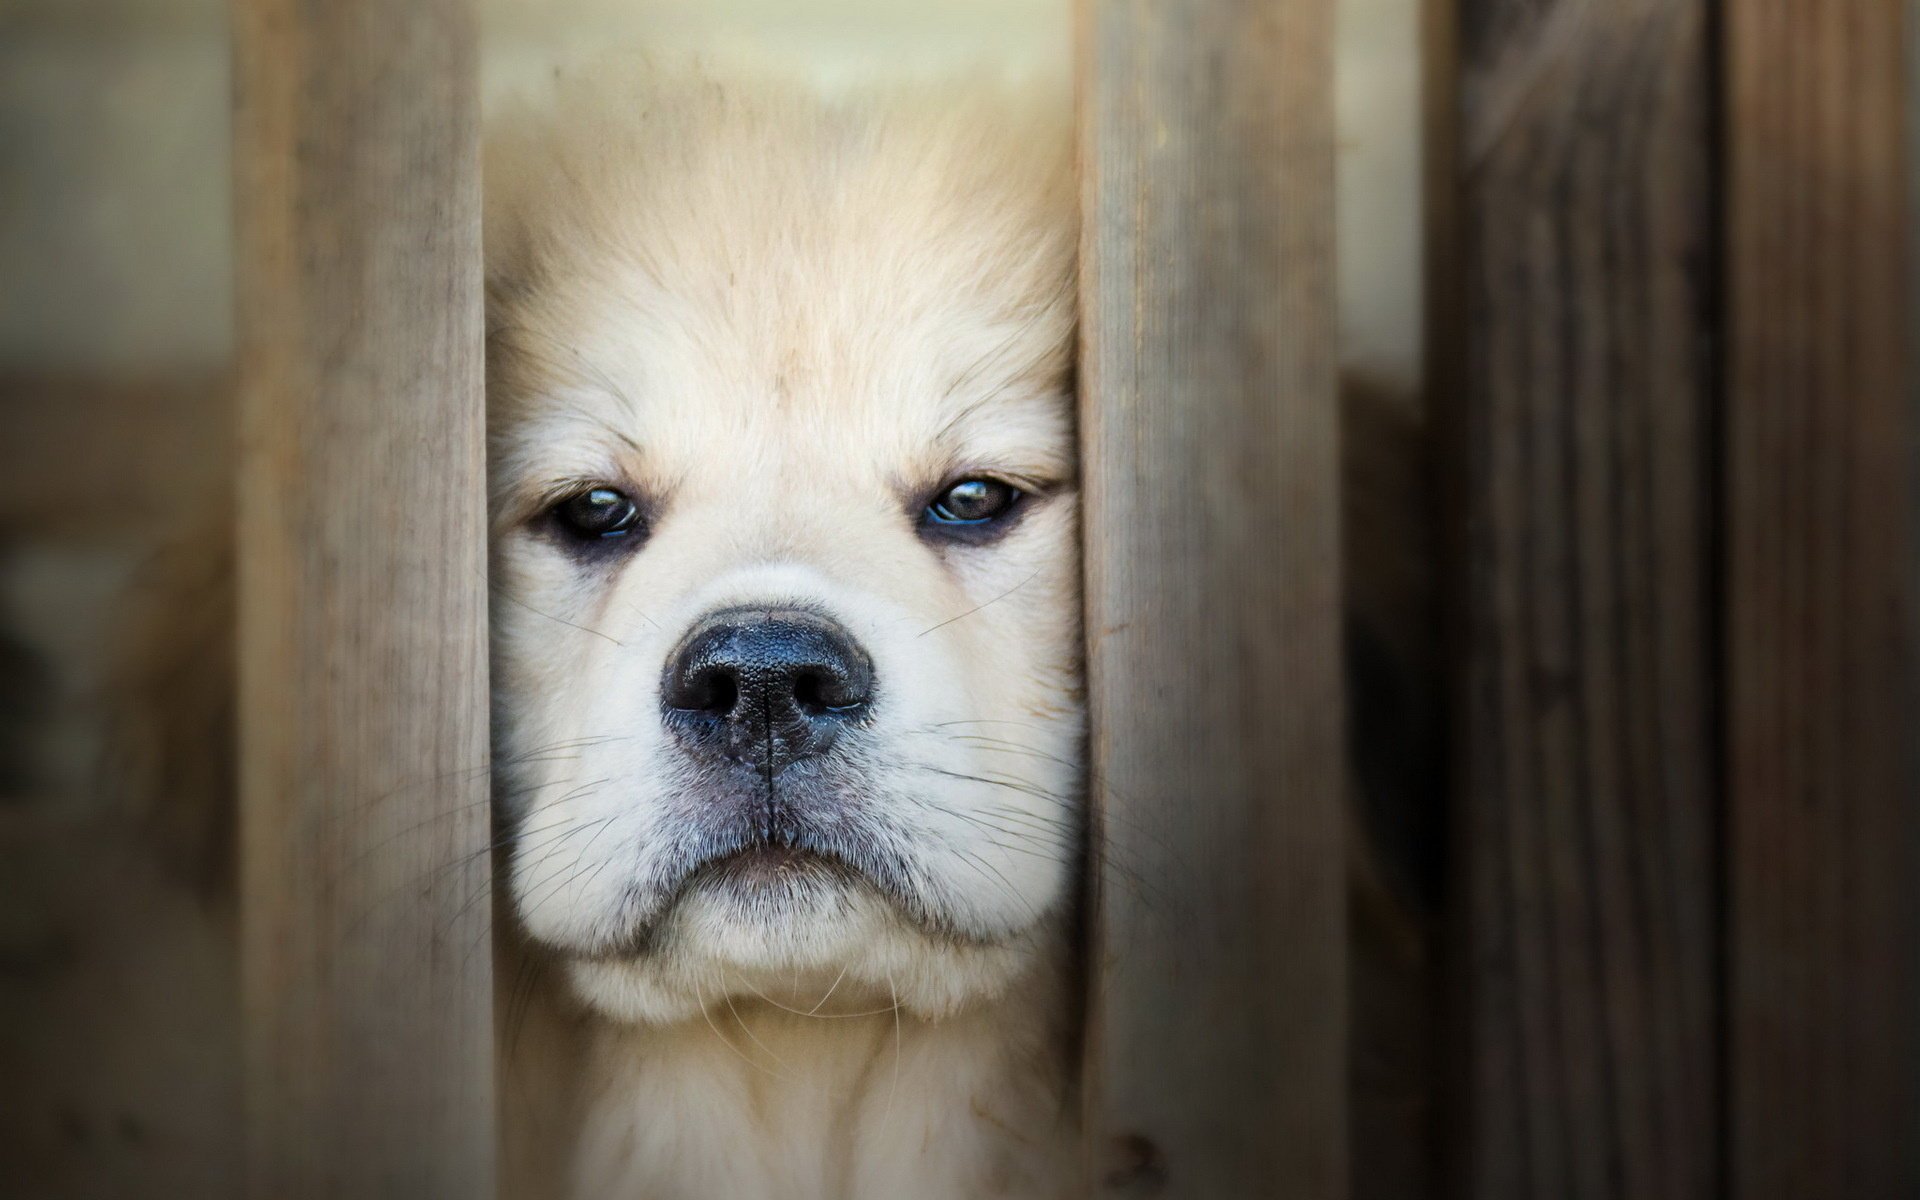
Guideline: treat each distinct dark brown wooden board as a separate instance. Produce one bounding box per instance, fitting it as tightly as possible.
[1448,1,1720,1196]
[1725,1,1919,1195]
[1077,1,1346,1197]
[231,0,495,1195]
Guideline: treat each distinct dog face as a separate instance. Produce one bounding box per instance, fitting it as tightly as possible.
[483,70,1081,1023]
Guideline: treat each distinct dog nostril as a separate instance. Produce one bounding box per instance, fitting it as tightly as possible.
[792,669,826,715]
[792,667,863,715]
[660,608,875,769]
[675,666,739,717]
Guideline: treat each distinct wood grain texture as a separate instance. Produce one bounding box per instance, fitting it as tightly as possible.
[1725,2,1919,1195]
[1450,1,1719,1197]
[231,1,494,1196]
[1077,2,1344,1196]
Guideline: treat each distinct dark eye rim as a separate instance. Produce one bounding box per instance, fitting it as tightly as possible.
[546,485,647,545]
[923,477,1020,525]
[916,474,1038,544]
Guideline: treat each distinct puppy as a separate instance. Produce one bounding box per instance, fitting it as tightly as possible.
[483,66,1085,1199]
[112,59,1435,1200]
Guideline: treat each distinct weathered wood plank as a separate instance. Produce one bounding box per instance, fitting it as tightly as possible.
[231,0,494,1195]
[1450,1,1719,1197]
[1077,2,1345,1196]
[1725,2,1919,1195]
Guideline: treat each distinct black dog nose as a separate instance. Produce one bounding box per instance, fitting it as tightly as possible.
[661,608,874,773]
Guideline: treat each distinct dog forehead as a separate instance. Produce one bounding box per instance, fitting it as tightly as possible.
[660,293,1048,444]
[497,251,1072,495]
[484,69,1077,493]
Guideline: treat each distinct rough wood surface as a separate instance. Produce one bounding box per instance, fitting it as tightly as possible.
[1725,2,1919,1195]
[1077,2,1345,1196]
[231,0,494,1195]
[1450,2,1719,1197]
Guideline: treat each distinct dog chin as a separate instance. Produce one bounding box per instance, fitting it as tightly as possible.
[561,876,1048,1025]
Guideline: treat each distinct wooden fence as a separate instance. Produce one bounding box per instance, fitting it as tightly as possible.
[229,0,1916,1196]
[232,0,493,1195]
[1451,2,1916,1198]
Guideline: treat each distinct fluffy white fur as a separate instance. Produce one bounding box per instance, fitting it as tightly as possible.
[483,63,1085,1199]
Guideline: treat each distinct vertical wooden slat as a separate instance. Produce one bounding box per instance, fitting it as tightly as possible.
[1725,2,1919,1195]
[232,0,494,1196]
[1450,2,1719,1197]
[1077,2,1344,1197]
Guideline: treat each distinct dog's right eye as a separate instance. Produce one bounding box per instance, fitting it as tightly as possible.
[551,487,644,542]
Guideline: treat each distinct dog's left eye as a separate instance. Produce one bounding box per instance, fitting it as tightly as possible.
[552,487,643,540]
[924,478,1021,526]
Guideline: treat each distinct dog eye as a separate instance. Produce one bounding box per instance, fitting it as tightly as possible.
[925,478,1020,526]
[552,487,643,540]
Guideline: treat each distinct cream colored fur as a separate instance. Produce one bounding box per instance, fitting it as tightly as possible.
[483,64,1084,1198]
